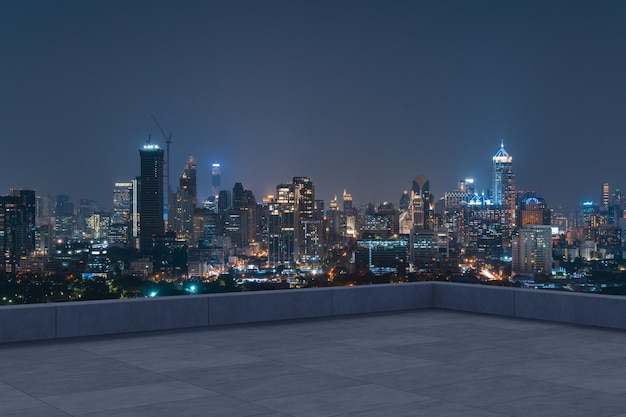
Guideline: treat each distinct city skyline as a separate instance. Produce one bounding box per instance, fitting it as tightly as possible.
[2,1,626,208]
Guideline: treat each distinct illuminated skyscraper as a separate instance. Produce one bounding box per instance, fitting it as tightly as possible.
[211,163,221,198]
[408,175,434,230]
[113,182,133,224]
[172,156,197,240]
[139,144,164,254]
[0,190,36,273]
[512,225,552,275]
[268,183,296,267]
[602,183,610,207]
[492,142,516,227]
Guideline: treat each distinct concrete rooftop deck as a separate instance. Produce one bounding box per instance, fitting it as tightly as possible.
[3,309,626,417]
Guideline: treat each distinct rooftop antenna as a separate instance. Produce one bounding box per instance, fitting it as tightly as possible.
[151,115,173,230]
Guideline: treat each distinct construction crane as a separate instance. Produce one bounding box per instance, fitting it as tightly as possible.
[151,115,173,231]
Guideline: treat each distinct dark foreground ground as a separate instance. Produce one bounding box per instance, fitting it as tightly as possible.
[3,309,626,417]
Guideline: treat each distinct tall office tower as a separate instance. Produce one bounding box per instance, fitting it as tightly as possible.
[0,191,36,273]
[217,190,230,213]
[602,183,610,207]
[342,189,356,237]
[294,177,314,221]
[314,200,325,221]
[512,225,552,275]
[409,175,434,230]
[11,190,36,253]
[225,183,257,247]
[113,183,133,224]
[172,157,197,240]
[517,194,551,227]
[54,194,74,239]
[492,142,516,222]
[342,189,353,212]
[293,177,321,263]
[268,184,296,267]
[77,198,98,236]
[461,178,476,195]
[399,190,410,212]
[326,196,341,243]
[211,163,221,198]
[139,144,165,255]
[110,182,134,246]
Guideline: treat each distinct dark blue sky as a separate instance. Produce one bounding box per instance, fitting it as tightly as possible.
[2,0,625,210]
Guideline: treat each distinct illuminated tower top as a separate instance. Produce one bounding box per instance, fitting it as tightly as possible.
[492,141,512,164]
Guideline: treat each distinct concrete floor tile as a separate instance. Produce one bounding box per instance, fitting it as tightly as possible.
[356,363,500,390]
[554,342,626,362]
[163,360,305,386]
[40,381,215,415]
[335,332,442,348]
[480,356,615,381]
[303,352,436,377]
[547,366,626,394]
[95,344,262,372]
[484,388,626,417]
[0,383,48,414]
[334,399,510,417]
[0,405,71,416]
[210,368,365,401]
[255,384,430,417]
[4,359,169,397]
[415,375,570,407]
[75,396,275,417]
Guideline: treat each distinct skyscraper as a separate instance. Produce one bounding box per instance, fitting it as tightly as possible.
[268,183,296,267]
[139,144,164,254]
[172,156,197,240]
[512,225,552,275]
[492,143,515,206]
[409,175,434,230]
[602,183,610,207]
[0,190,36,273]
[112,182,133,224]
[492,142,516,227]
[211,163,221,198]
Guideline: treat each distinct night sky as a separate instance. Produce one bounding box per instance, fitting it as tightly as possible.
[2,1,626,211]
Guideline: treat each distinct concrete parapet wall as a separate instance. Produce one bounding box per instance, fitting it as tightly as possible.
[55,295,210,338]
[3,282,626,343]
[331,283,433,316]
[208,288,332,326]
[432,282,516,316]
[0,304,56,343]
[0,282,432,343]
[514,289,626,330]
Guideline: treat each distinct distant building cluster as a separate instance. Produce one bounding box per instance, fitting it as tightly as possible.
[2,141,626,285]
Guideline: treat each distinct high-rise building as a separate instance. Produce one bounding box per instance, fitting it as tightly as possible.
[112,182,133,224]
[54,194,74,239]
[512,225,552,275]
[602,183,610,207]
[517,194,551,228]
[211,163,221,198]
[409,175,434,230]
[172,156,197,240]
[492,142,516,221]
[268,183,296,267]
[224,183,257,248]
[492,142,516,252]
[139,144,165,254]
[293,177,321,264]
[0,190,36,273]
